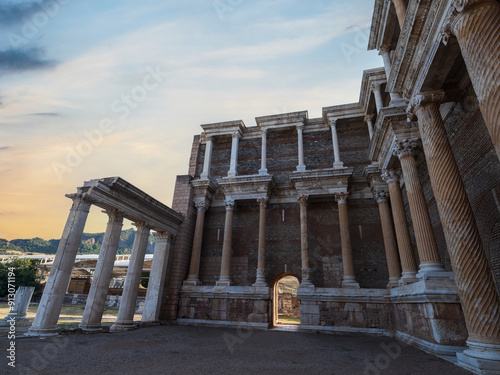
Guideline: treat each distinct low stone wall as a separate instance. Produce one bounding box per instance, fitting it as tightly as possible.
[63,293,145,312]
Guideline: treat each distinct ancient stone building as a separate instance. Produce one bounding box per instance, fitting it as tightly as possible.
[29,0,500,373]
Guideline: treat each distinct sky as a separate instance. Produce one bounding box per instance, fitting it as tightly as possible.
[0,0,382,240]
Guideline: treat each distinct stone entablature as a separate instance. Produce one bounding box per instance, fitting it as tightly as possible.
[200,120,246,140]
[218,174,274,202]
[290,168,353,198]
[256,111,308,131]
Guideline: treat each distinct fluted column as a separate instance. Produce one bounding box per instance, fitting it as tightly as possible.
[228,132,240,177]
[217,199,235,286]
[371,82,384,113]
[411,95,500,367]
[259,129,268,175]
[373,189,402,288]
[253,198,268,287]
[296,125,306,172]
[200,135,213,179]
[28,194,92,337]
[393,140,445,277]
[336,192,359,288]
[184,200,209,285]
[381,169,419,283]
[110,223,151,332]
[80,210,123,332]
[392,0,407,28]
[444,0,500,160]
[379,44,403,102]
[298,195,313,287]
[329,118,344,168]
[364,114,375,140]
[141,232,172,324]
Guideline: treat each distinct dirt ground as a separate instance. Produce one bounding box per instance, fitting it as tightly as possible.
[1,324,471,375]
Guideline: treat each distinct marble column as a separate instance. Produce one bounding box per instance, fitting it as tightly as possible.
[336,193,359,288]
[228,132,240,177]
[298,195,313,287]
[80,210,123,332]
[27,194,92,337]
[259,129,268,175]
[296,125,306,172]
[364,114,375,140]
[217,199,235,286]
[110,223,151,332]
[392,0,407,28]
[393,140,446,277]
[445,0,500,160]
[379,44,403,102]
[373,189,402,288]
[411,95,500,371]
[200,135,213,179]
[371,82,384,114]
[381,169,419,282]
[141,232,172,324]
[184,200,209,286]
[253,198,268,287]
[329,118,344,168]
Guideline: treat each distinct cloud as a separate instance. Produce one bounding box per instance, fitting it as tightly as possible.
[0,146,10,151]
[28,112,59,116]
[0,1,48,26]
[0,47,56,74]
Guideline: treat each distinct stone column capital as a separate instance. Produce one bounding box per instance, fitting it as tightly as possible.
[194,199,210,212]
[379,44,392,55]
[105,209,124,223]
[407,91,448,120]
[364,114,375,123]
[371,82,383,92]
[381,169,401,183]
[152,231,171,243]
[261,128,268,135]
[335,192,349,205]
[205,134,214,142]
[328,118,338,127]
[231,131,241,140]
[67,193,94,212]
[372,189,390,203]
[225,199,235,210]
[296,124,304,132]
[393,139,419,159]
[298,194,309,207]
[132,221,153,231]
[257,197,269,208]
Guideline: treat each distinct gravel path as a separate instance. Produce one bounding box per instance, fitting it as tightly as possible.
[2,325,471,375]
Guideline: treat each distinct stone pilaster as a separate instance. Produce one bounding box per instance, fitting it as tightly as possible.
[228,132,240,177]
[364,114,375,140]
[184,200,209,285]
[329,118,344,168]
[200,135,213,179]
[444,0,500,161]
[335,192,359,288]
[80,209,124,332]
[217,199,235,286]
[371,82,384,114]
[373,189,402,288]
[298,194,313,287]
[110,222,151,332]
[253,198,268,287]
[259,129,268,175]
[410,93,500,372]
[381,169,419,283]
[296,125,306,172]
[141,232,172,324]
[27,194,93,337]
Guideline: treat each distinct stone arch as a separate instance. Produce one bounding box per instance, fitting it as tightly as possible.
[272,273,300,326]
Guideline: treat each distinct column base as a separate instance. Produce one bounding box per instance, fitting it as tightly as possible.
[258,168,268,175]
[457,341,500,374]
[109,321,137,332]
[227,172,237,178]
[386,277,400,288]
[299,279,314,288]
[24,326,59,337]
[342,277,360,288]
[183,277,202,286]
[417,263,454,280]
[78,323,103,332]
[333,161,344,169]
[296,164,306,172]
[399,271,419,285]
[253,277,267,287]
[216,276,231,286]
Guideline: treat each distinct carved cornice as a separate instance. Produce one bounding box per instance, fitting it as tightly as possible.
[393,139,419,159]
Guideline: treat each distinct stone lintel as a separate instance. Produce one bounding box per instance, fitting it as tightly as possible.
[218,174,274,202]
[322,103,365,123]
[200,120,246,140]
[291,168,352,198]
[255,110,308,131]
[77,177,183,235]
[191,178,218,203]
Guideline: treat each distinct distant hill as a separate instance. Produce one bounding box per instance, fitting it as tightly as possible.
[0,229,156,256]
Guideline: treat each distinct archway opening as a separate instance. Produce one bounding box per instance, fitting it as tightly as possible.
[273,275,300,326]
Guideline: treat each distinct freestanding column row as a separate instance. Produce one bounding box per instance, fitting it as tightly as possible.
[184,200,210,285]
[217,200,235,286]
[373,189,402,288]
[28,195,93,336]
[200,135,213,179]
[228,132,240,177]
[329,119,344,168]
[110,223,151,332]
[393,140,446,277]
[141,232,172,324]
[80,210,124,332]
[298,195,313,286]
[371,82,384,114]
[445,0,500,161]
[335,193,359,288]
[253,198,268,287]
[381,169,419,282]
[411,96,500,367]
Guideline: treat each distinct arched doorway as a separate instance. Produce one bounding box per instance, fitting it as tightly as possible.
[273,274,300,326]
